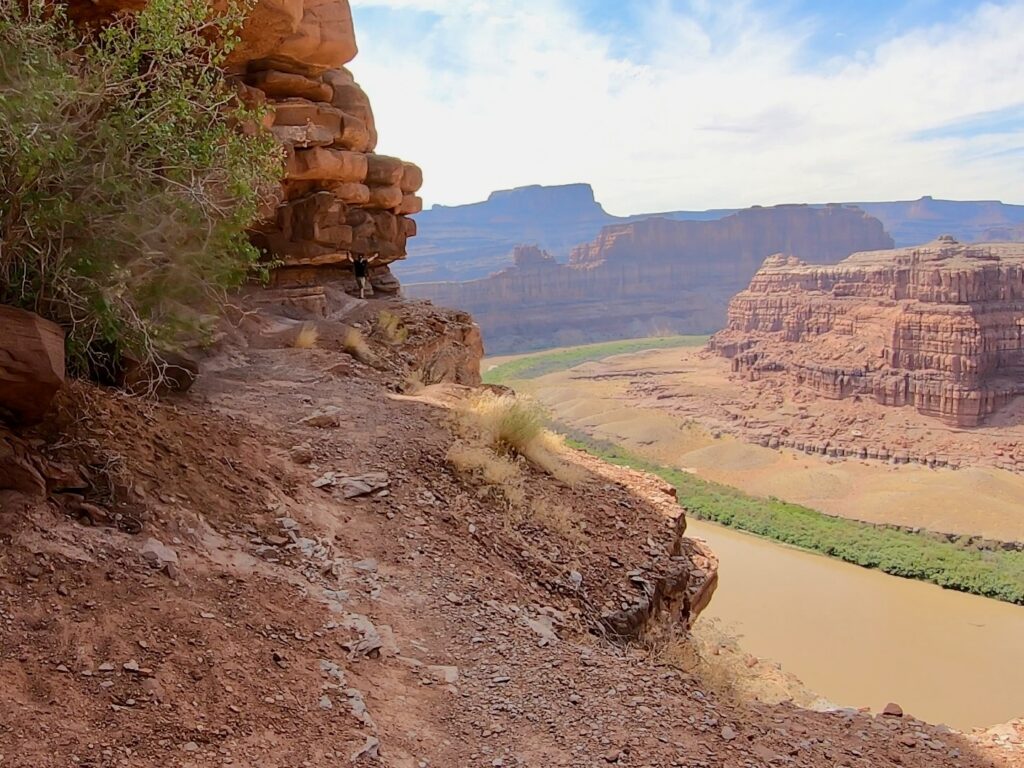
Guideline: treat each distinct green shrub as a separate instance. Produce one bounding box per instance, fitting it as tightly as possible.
[0,0,283,377]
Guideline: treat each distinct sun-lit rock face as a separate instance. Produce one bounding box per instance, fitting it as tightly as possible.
[228,0,422,297]
[710,237,1024,426]
[64,0,422,299]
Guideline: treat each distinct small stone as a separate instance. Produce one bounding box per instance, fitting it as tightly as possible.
[319,695,334,710]
[428,665,460,684]
[721,725,737,741]
[898,734,917,748]
[882,702,904,718]
[123,660,140,673]
[182,742,200,753]
[140,538,179,568]
[98,663,114,673]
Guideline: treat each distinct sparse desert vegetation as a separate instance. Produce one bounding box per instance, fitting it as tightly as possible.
[341,326,376,364]
[374,310,409,345]
[482,335,709,384]
[569,435,1024,605]
[446,392,586,539]
[291,324,320,350]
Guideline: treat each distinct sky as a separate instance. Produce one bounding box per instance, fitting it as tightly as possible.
[349,0,1024,215]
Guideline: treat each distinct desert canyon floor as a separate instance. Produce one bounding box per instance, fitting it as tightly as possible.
[491,341,1024,729]
[505,345,1024,542]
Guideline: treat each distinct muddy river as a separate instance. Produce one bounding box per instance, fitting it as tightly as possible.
[688,518,1024,730]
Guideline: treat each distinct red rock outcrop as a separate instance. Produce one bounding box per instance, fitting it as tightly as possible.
[0,306,65,426]
[226,0,422,299]
[710,237,1024,427]
[408,206,894,353]
[65,0,423,301]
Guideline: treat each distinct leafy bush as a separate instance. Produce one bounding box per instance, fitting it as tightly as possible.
[0,0,283,377]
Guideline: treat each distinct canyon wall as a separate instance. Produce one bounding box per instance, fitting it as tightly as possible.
[400,186,1024,284]
[710,237,1024,426]
[408,205,894,353]
[66,0,423,306]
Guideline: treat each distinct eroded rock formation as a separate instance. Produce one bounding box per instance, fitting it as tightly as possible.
[62,0,423,302]
[711,237,1024,427]
[0,307,65,426]
[409,205,894,353]
[227,0,422,301]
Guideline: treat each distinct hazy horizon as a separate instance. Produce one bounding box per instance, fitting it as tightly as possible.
[418,181,1024,218]
[351,0,1024,216]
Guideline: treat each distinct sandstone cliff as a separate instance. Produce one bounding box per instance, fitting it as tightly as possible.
[63,0,423,304]
[227,0,423,303]
[408,205,894,353]
[710,236,1024,427]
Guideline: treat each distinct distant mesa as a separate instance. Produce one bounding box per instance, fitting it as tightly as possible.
[710,238,1024,427]
[398,184,1024,285]
[408,204,893,354]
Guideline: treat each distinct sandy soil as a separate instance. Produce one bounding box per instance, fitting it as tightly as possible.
[512,347,1024,542]
[2,300,1019,767]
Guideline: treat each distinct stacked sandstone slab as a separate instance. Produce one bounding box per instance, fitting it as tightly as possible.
[66,0,423,302]
[227,0,423,299]
[710,236,1024,427]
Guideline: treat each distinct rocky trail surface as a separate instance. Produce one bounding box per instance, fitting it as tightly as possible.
[1,297,1020,768]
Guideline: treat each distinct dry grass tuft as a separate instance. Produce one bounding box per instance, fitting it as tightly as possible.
[457,391,585,488]
[644,620,819,709]
[467,391,545,455]
[402,369,425,394]
[529,498,582,541]
[446,441,525,509]
[375,310,408,345]
[292,324,319,349]
[342,327,375,364]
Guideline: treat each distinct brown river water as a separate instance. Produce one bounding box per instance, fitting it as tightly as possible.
[688,518,1024,730]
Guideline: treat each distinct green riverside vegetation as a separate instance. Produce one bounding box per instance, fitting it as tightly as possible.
[568,435,1024,605]
[486,337,1024,605]
[482,335,709,384]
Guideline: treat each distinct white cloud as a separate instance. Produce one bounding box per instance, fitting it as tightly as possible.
[350,0,1024,213]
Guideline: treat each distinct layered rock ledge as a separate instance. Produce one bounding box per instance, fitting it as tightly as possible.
[227,0,423,300]
[711,237,1024,427]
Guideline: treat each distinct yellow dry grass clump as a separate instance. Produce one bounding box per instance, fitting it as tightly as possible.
[291,324,319,349]
[375,310,408,345]
[446,391,587,540]
[461,392,584,487]
[342,327,375,364]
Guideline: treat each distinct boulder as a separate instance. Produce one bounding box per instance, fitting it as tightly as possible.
[0,427,46,497]
[229,0,357,75]
[0,306,65,425]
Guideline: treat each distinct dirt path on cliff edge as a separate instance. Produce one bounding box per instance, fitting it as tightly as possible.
[1,297,1021,768]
